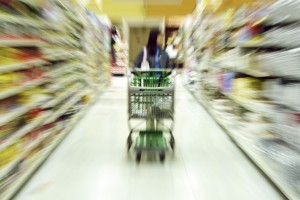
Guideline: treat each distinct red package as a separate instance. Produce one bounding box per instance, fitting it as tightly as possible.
[28,108,43,120]
[0,0,13,5]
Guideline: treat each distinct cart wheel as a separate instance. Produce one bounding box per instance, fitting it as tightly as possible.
[127,138,132,151]
[136,151,142,162]
[159,152,165,162]
[170,140,175,150]
[127,132,133,151]
[170,131,175,150]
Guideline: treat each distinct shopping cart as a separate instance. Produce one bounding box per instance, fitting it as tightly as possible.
[127,69,176,162]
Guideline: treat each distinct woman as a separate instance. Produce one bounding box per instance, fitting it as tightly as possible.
[134,29,172,69]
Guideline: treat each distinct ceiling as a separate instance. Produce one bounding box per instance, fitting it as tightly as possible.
[112,0,182,4]
[86,0,196,21]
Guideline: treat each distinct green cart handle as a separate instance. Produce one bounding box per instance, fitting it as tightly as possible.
[128,69,175,77]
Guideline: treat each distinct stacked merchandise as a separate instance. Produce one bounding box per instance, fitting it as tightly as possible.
[180,1,300,199]
[82,12,111,91]
[114,40,128,74]
[0,0,110,199]
[111,32,128,75]
[165,31,181,68]
[174,31,184,67]
[178,16,202,89]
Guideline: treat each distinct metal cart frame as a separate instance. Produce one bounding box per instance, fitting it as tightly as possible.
[127,69,176,162]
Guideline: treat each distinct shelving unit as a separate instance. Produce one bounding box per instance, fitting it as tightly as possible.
[0,101,43,127]
[0,39,46,47]
[0,14,44,27]
[180,1,300,199]
[111,28,128,75]
[0,113,51,152]
[195,94,300,200]
[1,104,88,200]
[0,78,48,100]
[0,0,111,199]
[0,59,48,73]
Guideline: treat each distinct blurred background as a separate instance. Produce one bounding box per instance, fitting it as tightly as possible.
[0,0,300,200]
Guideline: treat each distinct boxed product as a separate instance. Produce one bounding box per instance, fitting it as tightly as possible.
[19,67,45,82]
[0,47,20,65]
[0,116,23,141]
[0,97,19,114]
[264,79,300,110]
[0,143,21,168]
[282,83,300,110]
[16,48,42,61]
[27,108,44,121]
[272,109,300,147]
[0,72,25,89]
[261,79,281,100]
[239,111,274,139]
[232,77,262,98]
[23,127,44,145]
[222,72,235,93]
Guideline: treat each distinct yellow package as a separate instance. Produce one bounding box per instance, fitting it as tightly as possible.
[233,78,262,98]
[0,73,16,89]
[0,47,20,64]
[0,72,26,87]
[0,144,18,167]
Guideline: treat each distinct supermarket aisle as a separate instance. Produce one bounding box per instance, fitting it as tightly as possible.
[15,76,282,200]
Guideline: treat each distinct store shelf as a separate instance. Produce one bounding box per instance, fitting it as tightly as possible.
[190,89,300,200]
[76,64,98,73]
[235,68,270,78]
[235,138,300,200]
[216,60,271,78]
[0,1,110,199]
[0,131,62,200]
[46,37,80,46]
[182,2,300,199]
[0,13,44,27]
[232,39,279,49]
[0,127,55,181]
[16,0,41,7]
[44,91,85,124]
[42,85,81,109]
[0,39,46,47]
[45,62,78,77]
[0,78,48,101]
[111,66,126,75]
[214,107,299,200]
[0,101,42,127]
[0,146,53,200]
[277,104,300,113]
[0,103,89,199]
[0,112,51,152]
[227,20,247,30]
[48,75,79,93]
[220,92,274,117]
[44,51,82,61]
[0,59,48,73]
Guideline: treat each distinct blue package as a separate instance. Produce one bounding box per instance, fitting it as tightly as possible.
[223,72,235,93]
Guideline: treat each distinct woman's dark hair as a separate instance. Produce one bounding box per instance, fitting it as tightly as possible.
[147,29,160,56]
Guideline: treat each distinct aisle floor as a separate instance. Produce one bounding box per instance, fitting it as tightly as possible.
[16,76,283,200]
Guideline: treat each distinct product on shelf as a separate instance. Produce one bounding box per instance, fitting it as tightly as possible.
[0,0,111,198]
[110,27,128,75]
[0,115,23,141]
[0,142,21,169]
[180,1,300,199]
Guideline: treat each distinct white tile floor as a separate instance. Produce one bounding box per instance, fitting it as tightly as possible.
[15,76,283,200]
